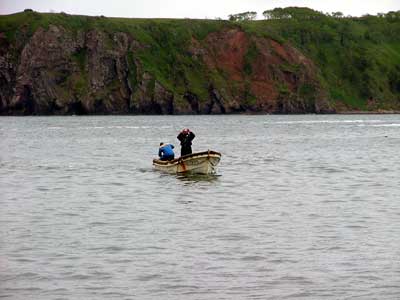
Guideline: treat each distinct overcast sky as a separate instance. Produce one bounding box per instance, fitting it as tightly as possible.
[1,0,399,19]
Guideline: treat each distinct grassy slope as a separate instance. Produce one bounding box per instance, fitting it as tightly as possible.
[1,10,400,110]
[242,14,400,109]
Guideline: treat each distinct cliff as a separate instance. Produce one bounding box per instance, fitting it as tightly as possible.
[0,9,399,115]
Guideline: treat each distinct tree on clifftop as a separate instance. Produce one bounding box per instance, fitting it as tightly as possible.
[228,11,257,21]
[262,7,325,20]
[331,12,344,18]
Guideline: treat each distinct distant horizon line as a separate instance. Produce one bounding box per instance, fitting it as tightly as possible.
[1,7,399,20]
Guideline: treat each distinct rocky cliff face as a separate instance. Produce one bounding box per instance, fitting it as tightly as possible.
[193,28,330,113]
[0,23,333,115]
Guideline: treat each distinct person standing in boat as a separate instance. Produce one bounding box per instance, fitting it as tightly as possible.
[177,128,195,156]
[158,142,175,161]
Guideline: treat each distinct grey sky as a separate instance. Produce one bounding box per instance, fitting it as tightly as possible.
[1,0,399,19]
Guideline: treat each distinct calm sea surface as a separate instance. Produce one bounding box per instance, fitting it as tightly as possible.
[1,115,400,299]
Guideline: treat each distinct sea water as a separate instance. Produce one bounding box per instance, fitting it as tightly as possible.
[1,114,400,299]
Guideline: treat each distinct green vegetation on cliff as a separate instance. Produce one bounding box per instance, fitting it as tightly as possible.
[0,7,399,114]
[242,8,400,110]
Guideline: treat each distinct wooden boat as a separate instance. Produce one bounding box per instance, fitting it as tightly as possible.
[153,150,221,174]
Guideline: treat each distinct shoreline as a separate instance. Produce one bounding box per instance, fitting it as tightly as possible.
[336,110,400,115]
[1,111,400,117]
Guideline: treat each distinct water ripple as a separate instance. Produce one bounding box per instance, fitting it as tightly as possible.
[1,115,400,299]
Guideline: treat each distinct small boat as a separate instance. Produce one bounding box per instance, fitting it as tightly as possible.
[153,150,221,175]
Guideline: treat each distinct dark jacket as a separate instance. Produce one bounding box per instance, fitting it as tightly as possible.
[177,131,195,147]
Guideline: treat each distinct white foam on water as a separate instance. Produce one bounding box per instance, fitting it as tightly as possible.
[368,123,400,127]
[265,119,385,125]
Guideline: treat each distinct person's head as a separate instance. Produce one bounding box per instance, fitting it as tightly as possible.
[160,142,164,146]
[182,128,190,134]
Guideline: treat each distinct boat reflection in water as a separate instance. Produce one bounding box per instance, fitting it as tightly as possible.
[175,172,221,183]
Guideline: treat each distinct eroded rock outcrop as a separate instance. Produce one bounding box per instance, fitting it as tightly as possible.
[0,24,333,115]
[191,28,331,113]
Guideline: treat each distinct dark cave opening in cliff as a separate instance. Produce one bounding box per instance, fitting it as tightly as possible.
[20,85,35,115]
[67,101,87,115]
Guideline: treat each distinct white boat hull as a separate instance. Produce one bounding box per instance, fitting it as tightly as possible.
[153,150,221,175]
